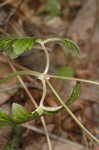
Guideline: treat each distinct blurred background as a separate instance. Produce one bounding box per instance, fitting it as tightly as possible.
[0,0,99,150]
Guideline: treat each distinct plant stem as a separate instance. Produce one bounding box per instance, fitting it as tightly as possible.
[0,70,41,84]
[43,38,61,44]
[8,62,52,150]
[47,80,99,144]
[41,117,53,150]
[49,74,99,86]
[39,42,50,74]
[40,79,47,106]
[2,68,99,87]
[38,42,52,149]
[4,126,22,150]
[8,61,38,107]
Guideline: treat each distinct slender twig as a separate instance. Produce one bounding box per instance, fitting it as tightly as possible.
[38,42,52,149]
[8,60,52,150]
[40,79,47,106]
[2,55,99,87]
[22,124,86,149]
[47,80,99,144]
[8,60,38,107]
[1,36,99,146]
[41,116,53,150]
[37,42,50,106]
[43,38,61,44]
[0,83,43,92]
[49,74,99,86]
[0,54,52,149]
[39,42,50,74]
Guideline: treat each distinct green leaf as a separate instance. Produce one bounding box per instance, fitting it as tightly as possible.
[12,103,33,123]
[0,37,15,51]
[0,109,15,126]
[0,37,38,58]
[66,81,80,106]
[42,38,80,55]
[11,103,43,124]
[61,39,80,55]
[0,80,80,125]
[42,82,80,114]
[57,66,75,77]
[12,38,37,55]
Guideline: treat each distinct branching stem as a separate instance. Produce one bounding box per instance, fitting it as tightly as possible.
[47,80,99,144]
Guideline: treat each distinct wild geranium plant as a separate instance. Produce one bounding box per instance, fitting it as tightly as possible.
[0,37,98,143]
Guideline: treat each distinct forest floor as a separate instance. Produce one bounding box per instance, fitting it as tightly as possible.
[0,0,99,150]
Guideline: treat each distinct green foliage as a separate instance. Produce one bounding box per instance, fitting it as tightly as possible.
[0,37,98,144]
[12,103,33,123]
[61,39,80,55]
[66,81,80,106]
[0,37,80,58]
[0,36,80,125]
[0,82,80,125]
[43,81,80,114]
[0,108,15,126]
[0,37,37,58]
[43,38,80,55]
